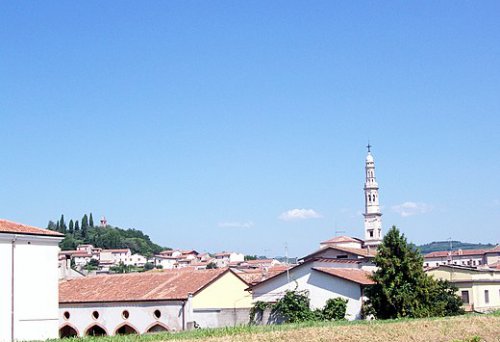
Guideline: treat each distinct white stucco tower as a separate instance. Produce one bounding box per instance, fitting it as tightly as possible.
[363,144,383,247]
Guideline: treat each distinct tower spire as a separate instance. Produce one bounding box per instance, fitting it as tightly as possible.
[363,145,382,247]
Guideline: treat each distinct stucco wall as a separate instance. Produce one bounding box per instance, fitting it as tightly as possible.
[192,308,250,329]
[59,301,184,336]
[0,233,61,342]
[251,262,364,320]
[192,271,252,309]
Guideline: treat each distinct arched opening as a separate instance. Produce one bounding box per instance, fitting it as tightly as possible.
[59,325,78,338]
[86,324,107,336]
[115,323,139,335]
[146,323,169,333]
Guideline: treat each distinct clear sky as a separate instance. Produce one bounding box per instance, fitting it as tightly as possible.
[1,2,499,257]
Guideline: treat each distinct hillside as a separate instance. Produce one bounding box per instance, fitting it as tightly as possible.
[47,213,166,257]
[418,241,496,254]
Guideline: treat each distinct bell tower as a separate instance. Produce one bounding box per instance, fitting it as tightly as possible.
[363,144,383,247]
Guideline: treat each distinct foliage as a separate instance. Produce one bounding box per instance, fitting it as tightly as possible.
[271,290,314,323]
[249,301,271,324]
[320,297,348,321]
[250,290,348,324]
[245,255,257,261]
[83,259,99,271]
[48,213,168,257]
[144,262,155,271]
[206,262,218,269]
[365,226,464,319]
[110,261,134,273]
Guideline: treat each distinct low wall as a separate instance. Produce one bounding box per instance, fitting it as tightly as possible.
[191,308,251,329]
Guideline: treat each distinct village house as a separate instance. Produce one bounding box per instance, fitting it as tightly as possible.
[214,251,245,268]
[427,265,500,312]
[424,246,500,268]
[58,268,252,337]
[0,219,64,342]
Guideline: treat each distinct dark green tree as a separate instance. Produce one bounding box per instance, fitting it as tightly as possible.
[59,214,67,233]
[206,262,218,269]
[74,220,80,232]
[365,226,463,319]
[89,213,94,227]
[68,220,74,234]
[47,220,56,231]
[321,297,348,321]
[81,214,89,229]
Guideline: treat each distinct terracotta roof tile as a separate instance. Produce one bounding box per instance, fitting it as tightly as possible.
[313,267,375,285]
[321,235,363,244]
[0,219,64,237]
[425,248,497,258]
[59,268,229,303]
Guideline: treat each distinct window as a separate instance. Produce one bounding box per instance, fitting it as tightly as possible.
[92,311,100,320]
[461,291,469,304]
[153,309,161,319]
[485,290,489,304]
[122,310,130,319]
[369,230,374,238]
[63,311,70,320]
[336,255,348,259]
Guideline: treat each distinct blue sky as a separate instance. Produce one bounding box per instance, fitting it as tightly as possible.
[1,2,499,257]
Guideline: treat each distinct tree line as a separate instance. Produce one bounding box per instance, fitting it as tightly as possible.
[47,213,166,257]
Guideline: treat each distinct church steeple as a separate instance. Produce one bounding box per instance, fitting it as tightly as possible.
[363,144,382,247]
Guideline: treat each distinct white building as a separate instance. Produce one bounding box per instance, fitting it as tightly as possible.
[0,219,64,342]
[250,255,374,320]
[214,252,245,267]
[58,268,252,337]
[424,246,500,268]
[363,144,383,247]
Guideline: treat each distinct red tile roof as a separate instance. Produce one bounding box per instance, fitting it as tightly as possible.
[101,249,130,253]
[321,235,363,244]
[424,248,498,258]
[59,268,231,303]
[235,266,291,285]
[313,267,375,285]
[301,246,376,261]
[0,219,64,237]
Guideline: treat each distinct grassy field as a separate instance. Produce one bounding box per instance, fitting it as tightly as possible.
[57,314,500,342]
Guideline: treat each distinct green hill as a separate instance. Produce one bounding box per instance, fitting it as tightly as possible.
[417,241,496,254]
[47,213,167,257]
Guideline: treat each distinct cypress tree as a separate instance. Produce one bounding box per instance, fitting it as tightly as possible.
[89,213,94,227]
[82,214,89,229]
[74,220,80,232]
[68,219,74,234]
[59,214,67,233]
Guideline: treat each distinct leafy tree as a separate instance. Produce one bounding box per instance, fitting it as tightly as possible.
[47,220,56,231]
[245,255,257,261]
[271,289,314,323]
[321,297,348,321]
[206,262,218,269]
[143,262,155,271]
[365,226,464,319]
[68,220,74,234]
[110,261,133,274]
[89,213,94,227]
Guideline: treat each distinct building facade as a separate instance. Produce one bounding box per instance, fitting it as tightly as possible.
[0,219,64,342]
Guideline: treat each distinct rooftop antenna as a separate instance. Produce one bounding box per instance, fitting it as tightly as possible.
[284,242,291,284]
[447,237,453,263]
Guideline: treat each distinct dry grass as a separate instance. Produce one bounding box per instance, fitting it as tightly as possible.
[170,315,500,342]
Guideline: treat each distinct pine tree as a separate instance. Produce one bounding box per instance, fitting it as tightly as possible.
[68,220,74,234]
[365,226,463,319]
[89,213,94,227]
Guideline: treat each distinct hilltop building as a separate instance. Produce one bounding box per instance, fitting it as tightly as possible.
[0,219,64,342]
